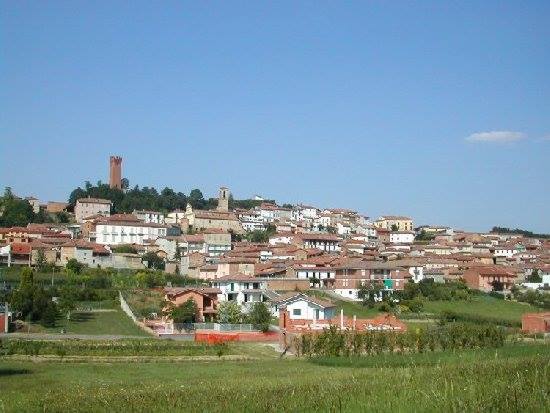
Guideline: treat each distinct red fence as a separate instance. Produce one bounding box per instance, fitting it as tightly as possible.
[195,331,279,344]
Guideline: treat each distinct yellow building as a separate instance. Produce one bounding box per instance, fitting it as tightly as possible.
[374,216,413,232]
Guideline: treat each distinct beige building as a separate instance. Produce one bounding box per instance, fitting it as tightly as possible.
[184,187,244,234]
[25,197,41,213]
[47,201,69,213]
[375,216,414,232]
[75,198,111,223]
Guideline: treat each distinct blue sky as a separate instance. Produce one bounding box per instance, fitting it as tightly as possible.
[1,1,549,232]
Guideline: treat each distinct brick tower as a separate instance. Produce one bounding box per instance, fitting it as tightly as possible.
[109,156,122,189]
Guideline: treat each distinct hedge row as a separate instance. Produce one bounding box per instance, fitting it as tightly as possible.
[294,323,506,357]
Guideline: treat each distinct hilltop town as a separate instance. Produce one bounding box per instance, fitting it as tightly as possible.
[1,156,549,339]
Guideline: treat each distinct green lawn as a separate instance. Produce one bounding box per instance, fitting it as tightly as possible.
[0,342,548,412]
[421,295,540,323]
[310,291,540,326]
[306,290,380,318]
[33,308,151,337]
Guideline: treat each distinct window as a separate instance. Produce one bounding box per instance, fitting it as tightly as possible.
[292,309,301,316]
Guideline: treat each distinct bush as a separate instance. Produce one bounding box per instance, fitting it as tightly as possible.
[247,302,271,332]
[404,297,424,313]
[217,301,243,324]
[66,259,85,275]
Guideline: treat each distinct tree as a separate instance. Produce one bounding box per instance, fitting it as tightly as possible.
[188,189,206,209]
[135,271,165,288]
[10,270,57,327]
[415,230,435,242]
[35,249,47,272]
[0,191,35,227]
[40,301,58,327]
[247,302,271,332]
[246,230,270,243]
[55,211,70,224]
[58,287,77,320]
[358,282,383,308]
[217,301,243,324]
[66,258,85,275]
[121,178,130,190]
[391,224,399,232]
[142,252,165,270]
[171,298,199,324]
[112,245,138,254]
[527,269,542,283]
[20,267,34,287]
[326,226,337,234]
[405,296,424,313]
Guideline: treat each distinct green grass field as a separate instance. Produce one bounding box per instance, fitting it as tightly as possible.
[30,308,151,337]
[307,290,380,318]
[421,295,539,323]
[0,342,548,412]
[310,290,540,326]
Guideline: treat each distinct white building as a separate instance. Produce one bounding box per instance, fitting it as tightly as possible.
[272,293,336,320]
[294,265,335,287]
[292,205,319,222]
[95,214,168,245]
[211,275,269,310]
[336,222,352,236]
[298,233,341,252]
[258,203,292,223]
[165,210,186,225]
[269,234,295,245]
[133,210,165,224]
[493,246,518,258]
[389,231,415,244]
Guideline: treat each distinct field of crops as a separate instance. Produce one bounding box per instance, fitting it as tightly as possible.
[0,342,548,412]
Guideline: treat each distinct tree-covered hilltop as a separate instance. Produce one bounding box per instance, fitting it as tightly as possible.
[0,187,70,227]
[490,226,550,239]
[68,181,280,214]
[68,181,190,213]
[0,182,286,227]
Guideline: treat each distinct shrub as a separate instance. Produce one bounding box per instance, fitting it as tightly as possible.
[247,302,271,332]
[217,301,243,324]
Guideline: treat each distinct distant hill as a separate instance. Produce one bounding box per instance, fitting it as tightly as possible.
[490,226,550,239]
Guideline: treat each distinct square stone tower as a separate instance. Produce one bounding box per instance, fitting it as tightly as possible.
[217,186,230,212]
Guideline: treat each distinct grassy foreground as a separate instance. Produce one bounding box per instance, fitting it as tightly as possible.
[0,343,548,412]
[28,308,151,337]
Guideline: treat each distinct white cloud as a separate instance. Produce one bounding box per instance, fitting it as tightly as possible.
[465,131,526,143]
